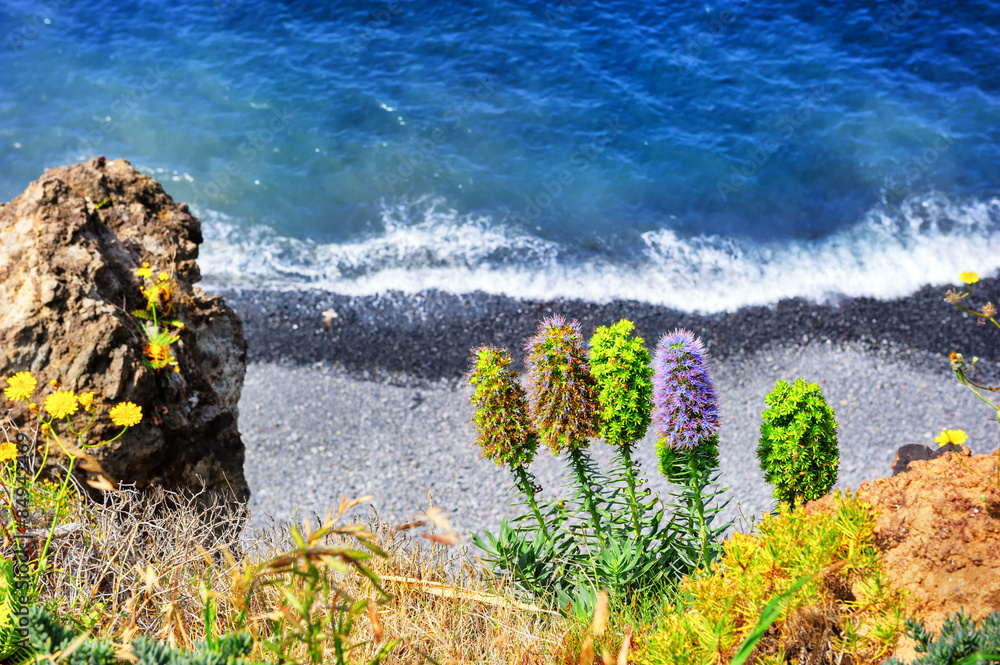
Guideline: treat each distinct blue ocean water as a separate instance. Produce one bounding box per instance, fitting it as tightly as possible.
[2,0,999,312]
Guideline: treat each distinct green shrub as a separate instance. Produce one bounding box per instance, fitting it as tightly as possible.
[26,604,259,665]
[757,378,839,509]
[885,611,1000,665]
[636,491,907,665]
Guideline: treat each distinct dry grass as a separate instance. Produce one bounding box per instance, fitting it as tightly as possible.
[24,483,632,664]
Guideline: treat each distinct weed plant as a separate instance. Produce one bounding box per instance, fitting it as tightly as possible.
[636,491,908,665]
[884,610,1000,665]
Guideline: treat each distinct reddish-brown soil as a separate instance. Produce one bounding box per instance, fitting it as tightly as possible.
[806,445,1000,663]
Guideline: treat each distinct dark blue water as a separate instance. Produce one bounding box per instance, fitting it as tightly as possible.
[2,0,1000,311]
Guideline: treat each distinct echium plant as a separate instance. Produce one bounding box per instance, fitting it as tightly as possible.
[757,378,839,510]
[467,344,581,608]
[653,330,731,572]
[523,316,605,546]
[589,319,653,538]
[467,346,547,538]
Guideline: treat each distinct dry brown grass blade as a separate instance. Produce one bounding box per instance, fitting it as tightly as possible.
[617,629,632,665]
[380,574,554,614]
[591,590,609,637]
[85,475,121,493]
[367,602,383,642]
[339,494,374,516]
[420,532,464,546]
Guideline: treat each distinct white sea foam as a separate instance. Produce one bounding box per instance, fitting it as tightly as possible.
[195,193,1000,314]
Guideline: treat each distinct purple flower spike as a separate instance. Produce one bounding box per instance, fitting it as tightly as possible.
[653,329,719,449]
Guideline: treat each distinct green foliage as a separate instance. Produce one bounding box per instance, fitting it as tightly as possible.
[885,611,1000,665]
[471,318,704,616]
[26,604,259,665]
[247,512,399,665]
[590,319,653,449]
[658,435,731,572]
[468,346,538,470]
[757,378,840,508]
[637,492,907,665]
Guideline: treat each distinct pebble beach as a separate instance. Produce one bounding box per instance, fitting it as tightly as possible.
[217,280,1000,541]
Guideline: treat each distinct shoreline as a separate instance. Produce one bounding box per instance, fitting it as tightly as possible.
[211,276,1000,388]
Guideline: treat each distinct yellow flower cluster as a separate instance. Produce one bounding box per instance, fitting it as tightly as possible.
[2,371,142,428]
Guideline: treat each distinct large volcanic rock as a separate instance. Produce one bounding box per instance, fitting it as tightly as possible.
[0,157,249,503]
[806,445,1000,662]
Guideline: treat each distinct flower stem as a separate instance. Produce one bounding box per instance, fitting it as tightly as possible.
[568,446,605,547]
[512,464,550,541]
[619,443,642,540]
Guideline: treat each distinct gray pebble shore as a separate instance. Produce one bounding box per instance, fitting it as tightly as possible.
[239,340,998,545]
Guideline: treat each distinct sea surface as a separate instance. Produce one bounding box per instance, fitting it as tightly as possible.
[2,0,1000,312]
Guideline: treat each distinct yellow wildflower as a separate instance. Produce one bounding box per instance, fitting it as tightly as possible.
[136,267,153,280]
[142,261,150,268]
[28,402,39,414]
[3,371,36,402]
[79,391,95,411]
[934,429,968,446]
[45,390,79,418]
[158,272,169,281]
[0,441,16,462]
[50,379,59,390]
[959,271,979,284]
[40,423,51,436]
[110,402,142,427]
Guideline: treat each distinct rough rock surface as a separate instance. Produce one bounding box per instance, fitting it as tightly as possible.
[0,157,249,502]
[806,446,1000,663]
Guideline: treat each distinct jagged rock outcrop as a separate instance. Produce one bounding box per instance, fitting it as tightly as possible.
[806,445,1000,663]
[0,157,249,503]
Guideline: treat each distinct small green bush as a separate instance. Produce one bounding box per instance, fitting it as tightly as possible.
[26,604,260,665]
[757,378,839,508]
[885,611,1000,665]
[636,492,907,665]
